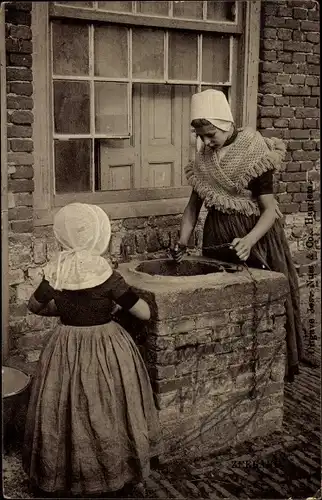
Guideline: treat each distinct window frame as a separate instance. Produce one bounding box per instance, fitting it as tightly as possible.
[32,1,261,226]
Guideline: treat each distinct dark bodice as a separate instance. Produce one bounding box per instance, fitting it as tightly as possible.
[34,271,139,327]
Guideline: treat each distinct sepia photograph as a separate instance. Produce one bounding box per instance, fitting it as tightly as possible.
[1,1,320,499]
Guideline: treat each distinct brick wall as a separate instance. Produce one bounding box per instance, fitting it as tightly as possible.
[5,1,320,372]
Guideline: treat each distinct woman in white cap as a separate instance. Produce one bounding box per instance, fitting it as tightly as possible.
[23,203,161,498]
[172,89,305,383]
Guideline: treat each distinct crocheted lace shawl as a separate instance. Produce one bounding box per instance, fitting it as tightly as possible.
[185,127,286,216]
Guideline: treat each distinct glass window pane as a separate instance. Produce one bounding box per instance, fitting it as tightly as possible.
[202,35,230,83]
[52,22,89,76]
[137,1,169,16]
[54,139,91,193]
[54,81,90,134]
[94,25,128,78]
[55,1,93,7]
[207,1,236,21]
[173,1,203,19]
[98,1,132,12]
[201,85,229,100]
[132,28,164,79]
[95,82,128,135]
[169,32,197,81]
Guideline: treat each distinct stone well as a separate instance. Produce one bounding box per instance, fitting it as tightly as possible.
[118,256,288,460]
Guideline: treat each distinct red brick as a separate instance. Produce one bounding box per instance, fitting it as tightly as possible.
[306,54,320,65]
[301,20,320,31]
[277,193,293,203]
[289,118,303,129]
[304,118,318,128]
[302,141,316,150]
[276,181,287,193]
[260,129,284,138]
[278,51,293,62]
[281,129,291,139]
[7,95,33,110]
[8,152,33,165]
[283,41,313,52]
[260,83,282,94]
[261,95,275,106]
[280,108,294,118]
[292,150,310,161]
[300,161,314,171]
[263,3,278,16]
[266,16,286,27]
[289,129,311,139]
[8,207,33,221]
[293,192,310,202]
[263,39,283,51]
[274,118,289,128]
[10,220,33,233]
[8,179,34,193]
[291,75,306,85]
[305,76,319,86]
[263,28,277,38]
[306,150,320,160]
[9,53,32,68]
[275,96,290,105]
[9,82,33,96]
[6,39,32,54]
[10,165,33,179]
[282,172,308,182]
[276,74,290,84]
[9,139,33,152]
[292,30,306,41]
[313,44,320,54]
[7,125,32,138]
[6,67,32,82]
[290,96,304,106]
[312,87,320,95]
[277,28,292,41]
[260,118,274,128]
[278,5,293,17]
[287,163,301,172]
[283,85,311,95]
[283,64,300,74]
[10,110,33,125]
[286,181,301,192]
[263,51,277,61]
[5,9,31,26]
[292,52,306,63]
[260,107,280,118]
[308,10,320,21]
[284,19,301,29]
[13,192,33,207]
[9,25,32,40]
[260,73,277,84]
[279,203,299,213]
[287,140,302,150]
[261,61,284,73]
[293,7,308,19]
[306,32,320,44]
[309,170,320,181]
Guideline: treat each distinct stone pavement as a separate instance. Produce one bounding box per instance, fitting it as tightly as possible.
[3,363,321,499]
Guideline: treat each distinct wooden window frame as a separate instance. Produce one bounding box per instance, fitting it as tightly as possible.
[32,1,261,226]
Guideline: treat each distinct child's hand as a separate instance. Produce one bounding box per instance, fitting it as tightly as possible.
[111,303,122,315]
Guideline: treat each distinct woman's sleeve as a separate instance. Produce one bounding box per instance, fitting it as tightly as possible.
[104,271,140,310]
[33,279,55,304]
[249,170,274,197]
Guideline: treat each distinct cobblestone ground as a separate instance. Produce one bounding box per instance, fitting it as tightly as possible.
[3,363,321,499]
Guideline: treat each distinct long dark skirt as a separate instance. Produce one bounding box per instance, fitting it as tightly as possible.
[202,208,304,381]
[22,321,161,496]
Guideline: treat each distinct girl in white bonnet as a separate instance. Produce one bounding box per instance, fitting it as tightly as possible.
[172,89,308,383]
[23,202,161,498]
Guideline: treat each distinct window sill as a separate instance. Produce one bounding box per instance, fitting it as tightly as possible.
[33,196,192,226]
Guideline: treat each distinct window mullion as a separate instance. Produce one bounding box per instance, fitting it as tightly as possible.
[164,31,169,82]
[169,1,173,17]
[89,24,95,192]
[202,1,207,21]
[197,33,202,92]
[128,27,132,136]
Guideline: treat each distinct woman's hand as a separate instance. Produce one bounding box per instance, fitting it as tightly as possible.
[170,243,187,263]
[230,236,253,261]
